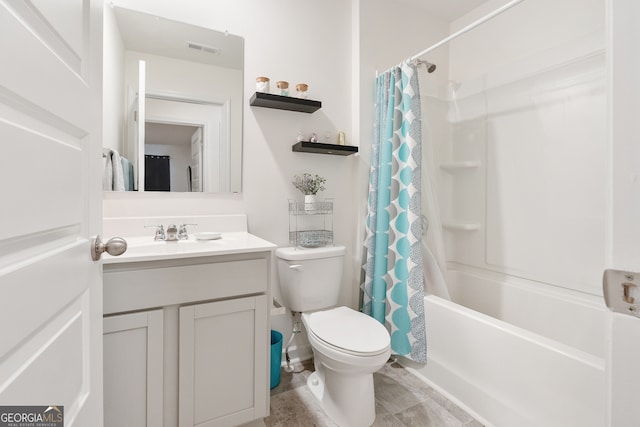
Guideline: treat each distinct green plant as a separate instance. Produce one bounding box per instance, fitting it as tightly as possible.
[292,173,326,195]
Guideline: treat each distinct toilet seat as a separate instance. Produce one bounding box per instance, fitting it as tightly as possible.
[303,306,390,357]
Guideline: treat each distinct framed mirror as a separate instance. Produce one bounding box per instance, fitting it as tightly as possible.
[104,6,244,193]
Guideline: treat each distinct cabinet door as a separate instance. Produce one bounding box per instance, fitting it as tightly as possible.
[179,295,268,427]
[104,310,164,427]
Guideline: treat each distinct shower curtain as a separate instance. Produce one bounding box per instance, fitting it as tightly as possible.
[362,62,427,363]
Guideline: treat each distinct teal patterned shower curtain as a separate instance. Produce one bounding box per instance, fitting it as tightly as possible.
[362,61,427,363]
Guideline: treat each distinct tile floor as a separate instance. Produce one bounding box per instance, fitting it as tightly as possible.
[265,359,484,427]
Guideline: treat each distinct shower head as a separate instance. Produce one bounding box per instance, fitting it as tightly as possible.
[415,59,436,73]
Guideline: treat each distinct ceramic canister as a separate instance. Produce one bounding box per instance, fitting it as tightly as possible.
[256,76,270,92]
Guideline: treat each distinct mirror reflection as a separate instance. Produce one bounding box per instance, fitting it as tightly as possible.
[104,6,244,193]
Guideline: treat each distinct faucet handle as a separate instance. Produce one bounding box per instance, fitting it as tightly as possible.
[178,223,197,240]
[145,224,165,241]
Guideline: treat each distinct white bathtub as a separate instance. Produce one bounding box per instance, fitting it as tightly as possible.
[401,266,607,427]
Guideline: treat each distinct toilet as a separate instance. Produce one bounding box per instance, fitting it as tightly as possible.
[276,246,390,427]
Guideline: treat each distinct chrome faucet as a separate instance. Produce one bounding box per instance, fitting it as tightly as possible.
[145,223,196,241]
[165,224,179,241]
[178,223,197,240]
[145,224,166,241]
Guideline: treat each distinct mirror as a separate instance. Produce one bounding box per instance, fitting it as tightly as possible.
[104,6,243,192]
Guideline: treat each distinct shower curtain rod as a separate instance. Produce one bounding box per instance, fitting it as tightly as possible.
[408,0,526,61]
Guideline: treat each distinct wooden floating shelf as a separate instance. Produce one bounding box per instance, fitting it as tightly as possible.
[249,92,321,113]
[292,141,358,156]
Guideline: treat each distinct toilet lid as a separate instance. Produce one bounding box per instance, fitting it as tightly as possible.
[305,307,390,355]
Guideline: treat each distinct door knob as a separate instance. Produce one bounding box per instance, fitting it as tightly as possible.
[91,235,127,261]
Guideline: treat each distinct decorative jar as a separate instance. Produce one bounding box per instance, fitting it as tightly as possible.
[276,81,289,96]
[296,83,308,99]
[256,76,270,93]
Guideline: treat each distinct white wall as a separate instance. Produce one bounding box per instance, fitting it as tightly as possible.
[104,0,356,347]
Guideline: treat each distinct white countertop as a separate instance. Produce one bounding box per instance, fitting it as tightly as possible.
[103,232,276,264]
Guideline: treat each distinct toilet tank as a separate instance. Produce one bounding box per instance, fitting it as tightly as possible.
[275,246,346,312]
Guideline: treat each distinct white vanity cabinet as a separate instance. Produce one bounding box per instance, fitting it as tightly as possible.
[104,310,164,427]
[103,249,272,427]
[179,295,267,427]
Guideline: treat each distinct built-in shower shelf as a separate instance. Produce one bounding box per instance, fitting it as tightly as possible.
[443,221,481,231]
[440,161,481,172]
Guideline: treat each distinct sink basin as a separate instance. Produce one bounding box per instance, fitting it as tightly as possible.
[122,237,228,256]
[102,232,274,264]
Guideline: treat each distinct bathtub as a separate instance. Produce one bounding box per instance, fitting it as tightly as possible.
[400,266,607,427]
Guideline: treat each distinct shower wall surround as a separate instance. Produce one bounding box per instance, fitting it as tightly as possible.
[396,2,608,425]
[440,0,606,295]
[355,0,607,297]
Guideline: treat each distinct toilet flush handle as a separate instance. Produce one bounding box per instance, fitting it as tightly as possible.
[289,264,303,271]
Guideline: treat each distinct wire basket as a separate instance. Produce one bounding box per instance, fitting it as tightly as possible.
[288,200,333,214]
[289,230,333,248]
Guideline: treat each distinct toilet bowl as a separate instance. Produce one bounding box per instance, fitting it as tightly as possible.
[275,246,391,427]
[302,307,390,427]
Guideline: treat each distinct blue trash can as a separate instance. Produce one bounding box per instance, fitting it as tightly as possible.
[270,330,283,389]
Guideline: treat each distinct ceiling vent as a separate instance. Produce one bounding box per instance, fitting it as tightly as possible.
[186,41,220,55]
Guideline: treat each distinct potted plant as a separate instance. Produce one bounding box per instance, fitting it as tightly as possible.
[292,173,326,210]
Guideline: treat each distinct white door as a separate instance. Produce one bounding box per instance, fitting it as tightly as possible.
[608,1,640,426]
[0,1,103,425]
